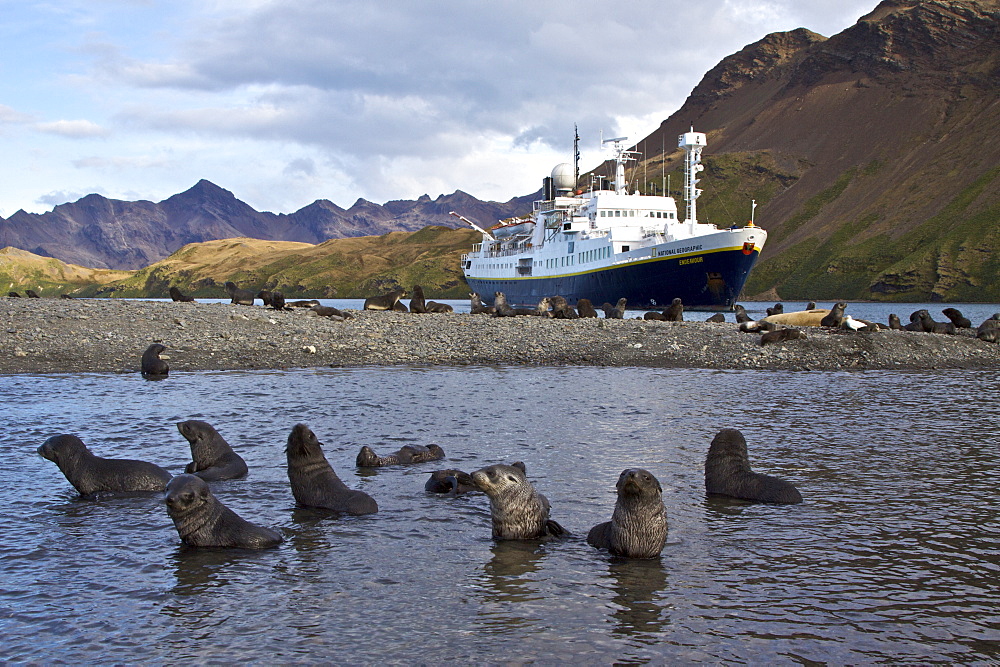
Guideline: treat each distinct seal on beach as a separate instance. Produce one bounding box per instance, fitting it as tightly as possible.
[425,469,477,495]
[512,297,551,317]
[7,291,20,297]
[224,281,255,306]
[705,428,802,504]
[285,424,378,514]
[409,285,428,313]
[602,298,627,319]
[425,300,454,313]
[140,343,169,378]
[165,474,283,548]
[549,295,579,319]
[169,286,195,302]
[577,298,598,318]
[734,304,751,323]
[820,302,847,327]
[492,291,517,317]
[760,327,806,346]
[763,308,831,327]
[977,314,1000,342]
[356,444,445,467]
[471,463,566,539]
[942,308,972,329]
[766,303,784,316]
[470,292,495,315]
[26,290,41,298]
[38,434,171,496]
[587,468,668,559]
[311,304,348,319]
[256,290,273,307]
[287,299,320,308]
[664,298,684,322]
[643,311,666,321]
[364,288,406,311]
[270,291,288,311]
[177,420,249,481]
[706,313,726,323]
[888,313,903,330]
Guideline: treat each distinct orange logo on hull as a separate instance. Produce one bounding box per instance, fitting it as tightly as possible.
[742,242,755,255]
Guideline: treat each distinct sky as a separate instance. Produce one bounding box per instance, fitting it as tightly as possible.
[0,0,878,217]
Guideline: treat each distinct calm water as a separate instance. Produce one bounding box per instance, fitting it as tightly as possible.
[2,365,998,664]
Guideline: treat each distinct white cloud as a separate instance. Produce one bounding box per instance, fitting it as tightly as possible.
[34,119,111,138]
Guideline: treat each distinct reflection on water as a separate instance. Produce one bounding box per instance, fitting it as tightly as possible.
[1,365,998,663]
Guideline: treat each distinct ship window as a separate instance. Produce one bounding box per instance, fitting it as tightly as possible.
[613,210,619,217]
[622,245,630,252]
[669,212,675,219]
[629,210,635,217]
[600,210,605,217]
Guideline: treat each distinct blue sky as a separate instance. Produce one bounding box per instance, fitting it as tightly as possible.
[0,0,877,217]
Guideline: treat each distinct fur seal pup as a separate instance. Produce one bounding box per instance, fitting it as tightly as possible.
[177,420,249,481]
[169,286,196,302]
[8,291,21,297]
[270,291,288,311]
[577,298,598,318]
[409,285,428,313]
[977,314,1000,342]
[888,313,903,330]
[820,302,847,327]
[425,469,477,494]
[140,343,169,378]
[492,291,517,317]
[706,313,726,323]
[470,292,495,315]
[471,463,566,539]
[363,288,406,311]
[285,424,378,514]
[549,295,579,319]
[942,308,972,329]
[587,468,668,559]
[663,298,684,322]
[38,434,171,495]
[643,311,666,321]
[705,428,802,504]
[356,443,445,467]
[311,304,348,318]
[760,327,806,346]
[512,297,551,316]
[734,304,751,323]
[602,298,627,319]
[425,300,454,313]
[224,281,255,306]
[26,290,40,298]
[765,303,784,316]
[165,474,283,548]
[256,290,273,307]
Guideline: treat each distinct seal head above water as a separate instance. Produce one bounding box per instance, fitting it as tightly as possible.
[286,424,378,515]
[140,343,169,378]
[471,463,566,539]
[38,434,171,496]
[587,468,668,559]
[177,420,249,481]
[164,474,283,549]
[705,428,802,504]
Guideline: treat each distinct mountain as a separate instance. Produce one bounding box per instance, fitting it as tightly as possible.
[616,0,1000,301]
[0,247,130,295]
[0,179,536,271]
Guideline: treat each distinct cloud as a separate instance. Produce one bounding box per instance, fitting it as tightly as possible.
[34,119,111,138]
[36,188,107,208]
[0,105,35,124]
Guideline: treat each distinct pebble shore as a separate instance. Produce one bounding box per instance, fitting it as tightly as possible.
[2,298,1000,374]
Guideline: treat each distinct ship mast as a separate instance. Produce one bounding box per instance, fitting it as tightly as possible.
[678,128,706,224]
[602,136,639,194]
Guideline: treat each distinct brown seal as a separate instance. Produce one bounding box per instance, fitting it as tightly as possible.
[760,328,806,346]
[356,444,445,467]
[425,469,477,494]
[643,311,666,321]
[270,291,289,311]
[140,343,169,378]
[409,285,428,313]
[425,300,454,313]
[705,428,802,504]
[285,424,378,515]
[820,302,846,327]
[734,304,751,323]
[549,296,579,319]
[706,313,726,323]
[602,298,627,319]
[470,292,495,315]
[471,462,566,539]
[663,298,684,322]
[576,298,598,318]
[177,420,249,481]
[888,313,903,330]
[492,291,517,317]
[765,303,784,316]
[165,474,283,548]
[977,314,1000,342]
[26,290,41,298]
[311,305,348,318]
[169,286,195,302]
[38,434,171,496]
[256,290,273,307]
[512,297,551,316]
[942,308,971,329]
[224,281,255,306]
[364,288,406,311]
[587,468,668,559]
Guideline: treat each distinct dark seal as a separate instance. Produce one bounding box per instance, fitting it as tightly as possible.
[706,313,726,323]
[356,443,445,467]
[410,285,428,313]
[425,300,454,313]
[760,328,806,346]
[285,424,378,515]
[888,313,903,330]
[492,291,517,317]
[256,290,273,307]
[425,469,477,494]
[549,295,579,319]
[470,292,496,315]
[169,286,195,302]
[471,463,566,539]
[7,291,20,297]
[820,301,846,327]
[705,428,802,504]
[363,288,406,311]
[602,298,627,319]
[663,298,684,322]
[587,468,668,559]
[140,343,169,378]
[26,290,40,298]
[270,291,288,311]
[643,311,666,321]
[177,420,249,481]
[224,281,255,306]
[577,298,598,318]
[165,474,283,549]
[734,304,751,323]
[38,434,171,496]
[942,308,971,329]
[311,305,348,318]
[765,303,784,316]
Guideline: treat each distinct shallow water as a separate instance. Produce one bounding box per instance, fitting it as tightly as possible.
[3,366,998,663]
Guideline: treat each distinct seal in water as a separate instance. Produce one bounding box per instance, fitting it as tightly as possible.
[820,302,846,327]
[38,434,171,496]
[705,428,802,504]
[169,286,195,302]
[471,463,566,539]
[587,468,668,559]
[942,308,972,329]
[165,474,283,548]
[224,281,255,306]
[577,298,598,318]
[663,298,684,322]
[140,343,169,378]
[356,443,445,467]
[425,469,477,494]
[760,328,806,346]
[409,285,428,313]
[364,288,406,311]
[285,424,378,514]
[177,420,249,481]
[470,292,495,315]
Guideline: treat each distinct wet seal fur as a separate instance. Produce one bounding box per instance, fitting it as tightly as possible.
[705,428,802,504]
[164,474,283,548]
[38,434,171,496]
[177,420,249,481]
[285,424,377,514]
[140,343,169,378]
[364,288,405,311]
[224,281,255,306]
[587,468,668,559]
[356,443,445,467]
[425,469,477,494]
[169,286,195,302]
[471,462,566,539]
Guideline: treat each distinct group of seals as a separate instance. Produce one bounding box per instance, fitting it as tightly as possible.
[356,444,445,467]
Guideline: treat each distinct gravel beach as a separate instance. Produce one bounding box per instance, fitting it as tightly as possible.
[2,297,1000,374]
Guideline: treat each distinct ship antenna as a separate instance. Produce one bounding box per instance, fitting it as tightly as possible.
[573,124,580,191]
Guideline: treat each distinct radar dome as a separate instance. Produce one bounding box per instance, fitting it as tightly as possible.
[551,163,575,193]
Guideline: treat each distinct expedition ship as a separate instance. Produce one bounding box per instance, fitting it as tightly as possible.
[454,129,766,310]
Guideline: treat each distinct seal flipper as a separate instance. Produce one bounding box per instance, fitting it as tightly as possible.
[545,519,568,537]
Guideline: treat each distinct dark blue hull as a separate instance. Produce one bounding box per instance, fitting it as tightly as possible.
[466,246,761,310]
